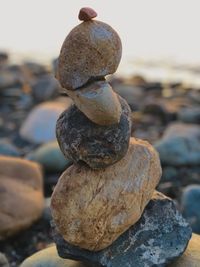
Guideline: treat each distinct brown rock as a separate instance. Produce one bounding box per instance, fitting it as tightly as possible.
[0,156,44,240]
[51,138,161,251]
[57,20,122,89]
[78,7,97,21]
[169,234,200,267]
[66,81,122,125]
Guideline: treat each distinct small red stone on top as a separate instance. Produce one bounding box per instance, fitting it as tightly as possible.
[78,7,97,21]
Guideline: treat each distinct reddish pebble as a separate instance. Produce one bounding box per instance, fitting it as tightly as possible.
[78,7,97,21]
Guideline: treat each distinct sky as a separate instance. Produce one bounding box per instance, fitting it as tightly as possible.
[1,0,200,64]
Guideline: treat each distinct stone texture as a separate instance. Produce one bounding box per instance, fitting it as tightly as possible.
[57,20,122,89]
[181,185,200,234]
[78,7,97,21]
[155,123,200,166]
[0,156,44,240]
[20,101,71,144]
[20,245,87,267]
[53,191,192,267]
[56,96,131,169]
[66,81,122,125]
[27,141,72,173]
[51,138,161,251]
[169,234,200,267]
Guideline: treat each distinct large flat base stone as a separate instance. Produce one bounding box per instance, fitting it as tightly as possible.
[52,192,192,267]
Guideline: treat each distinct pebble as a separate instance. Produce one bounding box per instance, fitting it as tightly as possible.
[20,101,70,144]
[178,107,200,124]
[112,83,144,111]
[66,80,122,125]
[0,156,44,240]
[23,62,48,76]
[181,185,200,234]
[0,69,23,89]
[20,245,87,267]
[31,74,60,102]
[0,139,20,157]
[78,7,97,21]
[155,123,200,166]
[56,96,131,169]
[51,138,161,251]
[57,20,122,89]
[27,141,71,173]
[53,191,192,267]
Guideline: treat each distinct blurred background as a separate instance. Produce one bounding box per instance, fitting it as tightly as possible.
[0,1,199,266]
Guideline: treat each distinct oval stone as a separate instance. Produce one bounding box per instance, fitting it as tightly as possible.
[65,81,122,125]
[56,96,131,169]
[51,138,162,251]
[57,20,122,89]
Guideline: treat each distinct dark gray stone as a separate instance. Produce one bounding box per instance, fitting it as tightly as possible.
[0,139,20,157]
[56,96,131,169]
[181,185,200,234]
[27,141,72,173]
[32,75,60,102]
[154,123,200,166]
[23,62,48,76]
[178,107,200,124]
[52,192,192,267]
[112,83,144,111]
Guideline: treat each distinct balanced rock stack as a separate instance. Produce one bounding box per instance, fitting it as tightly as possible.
[51,8,192,267]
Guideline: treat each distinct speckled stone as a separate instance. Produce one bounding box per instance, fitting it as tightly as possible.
[52,192,192,267]
[56,96,131,169]
[57,20,122,89]
[65,81,122,125]
[51,138,161,251]
[169,234,200,267]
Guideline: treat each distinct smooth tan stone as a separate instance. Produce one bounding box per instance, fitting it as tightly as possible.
[51,138,161,251]
[66,81,122,125]
[20,245,86,267]
[0,156,44,240]
[169,234,200,267]
[57,20,122,89]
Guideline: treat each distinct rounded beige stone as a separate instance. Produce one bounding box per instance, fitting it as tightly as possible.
[169,234,200,267]
[0,156,44,240]
[20,245,86,267]
[66,81,122,125]
[57,20,122,89]
[51,138,162,251]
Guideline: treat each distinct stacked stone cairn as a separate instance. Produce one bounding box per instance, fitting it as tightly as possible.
[51,7,192,267]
